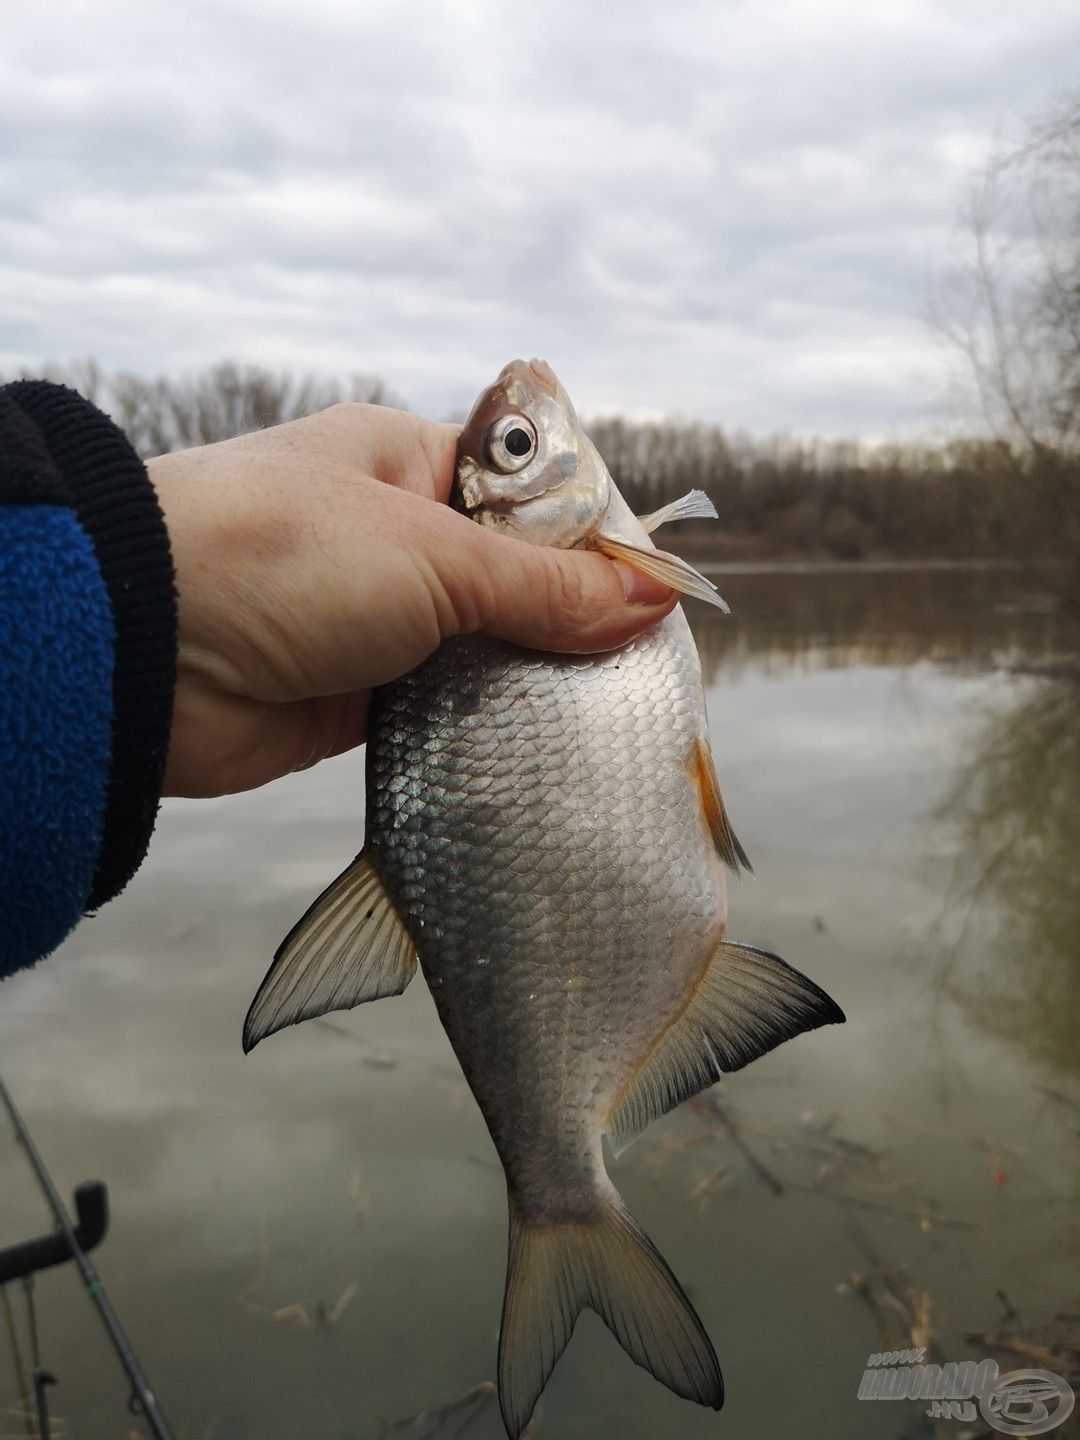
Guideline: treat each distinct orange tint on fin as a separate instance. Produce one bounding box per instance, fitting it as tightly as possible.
[688,737,752,874]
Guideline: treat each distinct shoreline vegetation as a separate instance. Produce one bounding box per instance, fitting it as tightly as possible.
[8,98,1079,610]
[8,358,1072,567]
[587,413,1063,567]
[8,357,1077,628]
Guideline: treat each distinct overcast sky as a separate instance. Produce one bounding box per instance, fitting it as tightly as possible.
[2,0,1077,436]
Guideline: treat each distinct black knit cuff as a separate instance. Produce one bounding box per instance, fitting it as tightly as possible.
[4,381,177,909]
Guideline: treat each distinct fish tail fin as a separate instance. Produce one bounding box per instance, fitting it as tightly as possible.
[498,1189,723,1437]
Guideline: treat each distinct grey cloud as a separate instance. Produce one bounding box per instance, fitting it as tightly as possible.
[1,0,1078,434]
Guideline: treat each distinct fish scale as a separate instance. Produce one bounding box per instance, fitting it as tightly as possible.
[244,359,843,1439]
[367,611,724,1211]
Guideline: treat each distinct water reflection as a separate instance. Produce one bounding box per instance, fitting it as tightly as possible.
[936,678,1080,1080]
[688,566,1067,683]
[0,566,1077,1440]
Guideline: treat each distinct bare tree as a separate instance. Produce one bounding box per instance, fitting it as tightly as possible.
[8,360,397,458]
[935,95,1080,607]
[0,358,1055,566]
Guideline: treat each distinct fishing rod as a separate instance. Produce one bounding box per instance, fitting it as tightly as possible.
[0,1072,176,1440]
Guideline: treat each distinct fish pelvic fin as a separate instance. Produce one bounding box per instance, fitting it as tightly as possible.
[243,851,416,1053]
[498,1190,723,1439]
[587,532,731,614]
[637,489,718,533]
[606,942,845,1155]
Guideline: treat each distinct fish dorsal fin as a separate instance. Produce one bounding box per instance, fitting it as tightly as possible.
[688,737,752,874]
[243,852,416,1052]
[638,490,718,533]
[605,941,844,1155]
[588,533,730,613]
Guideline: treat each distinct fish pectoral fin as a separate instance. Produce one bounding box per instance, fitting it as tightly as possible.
[637,489,718,533]
[688,736,752,874]
[588,532,730,613]
[243,851,417,1053]
[498,1191,723,1439]
[605,941,844,1155]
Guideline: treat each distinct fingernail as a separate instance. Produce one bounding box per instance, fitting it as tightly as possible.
[614,561,674,606]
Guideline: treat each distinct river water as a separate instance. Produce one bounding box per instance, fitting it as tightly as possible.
[1,566,1077,1440]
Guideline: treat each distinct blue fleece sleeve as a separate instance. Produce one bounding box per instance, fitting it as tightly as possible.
[0,506,115,973]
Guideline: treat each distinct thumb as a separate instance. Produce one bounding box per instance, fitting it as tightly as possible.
[432,508,678,654]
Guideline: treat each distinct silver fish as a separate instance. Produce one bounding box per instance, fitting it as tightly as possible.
[244,359,844,1437]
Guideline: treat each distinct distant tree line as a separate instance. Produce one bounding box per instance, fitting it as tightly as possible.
[586,417,1033,562]
[8,356,1060,565]
[8,96,1075,598]
[12,358,396,458]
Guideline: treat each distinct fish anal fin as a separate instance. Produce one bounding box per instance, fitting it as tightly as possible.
[243,851,416,1052]
[587,533,730,614]
[498,1190,723,1439]
[606,941,844,1155]
[688,736,752,874]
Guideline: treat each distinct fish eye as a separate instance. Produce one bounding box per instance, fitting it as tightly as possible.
[486,414,538,474]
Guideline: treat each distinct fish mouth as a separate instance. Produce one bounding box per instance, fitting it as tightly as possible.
[497,357,558,397]
[465,484,563,524]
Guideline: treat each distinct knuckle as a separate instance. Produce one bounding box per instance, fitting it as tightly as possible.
[547,556,590,627]
[417,515,489,638]
[326,400,371,424]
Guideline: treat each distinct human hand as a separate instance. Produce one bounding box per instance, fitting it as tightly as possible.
[151,403,676,797]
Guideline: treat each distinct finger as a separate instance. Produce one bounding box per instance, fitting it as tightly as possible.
[425,507,678,654]
[165,687,370,798]
[366,412,460,502]
[318,404,460,502]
